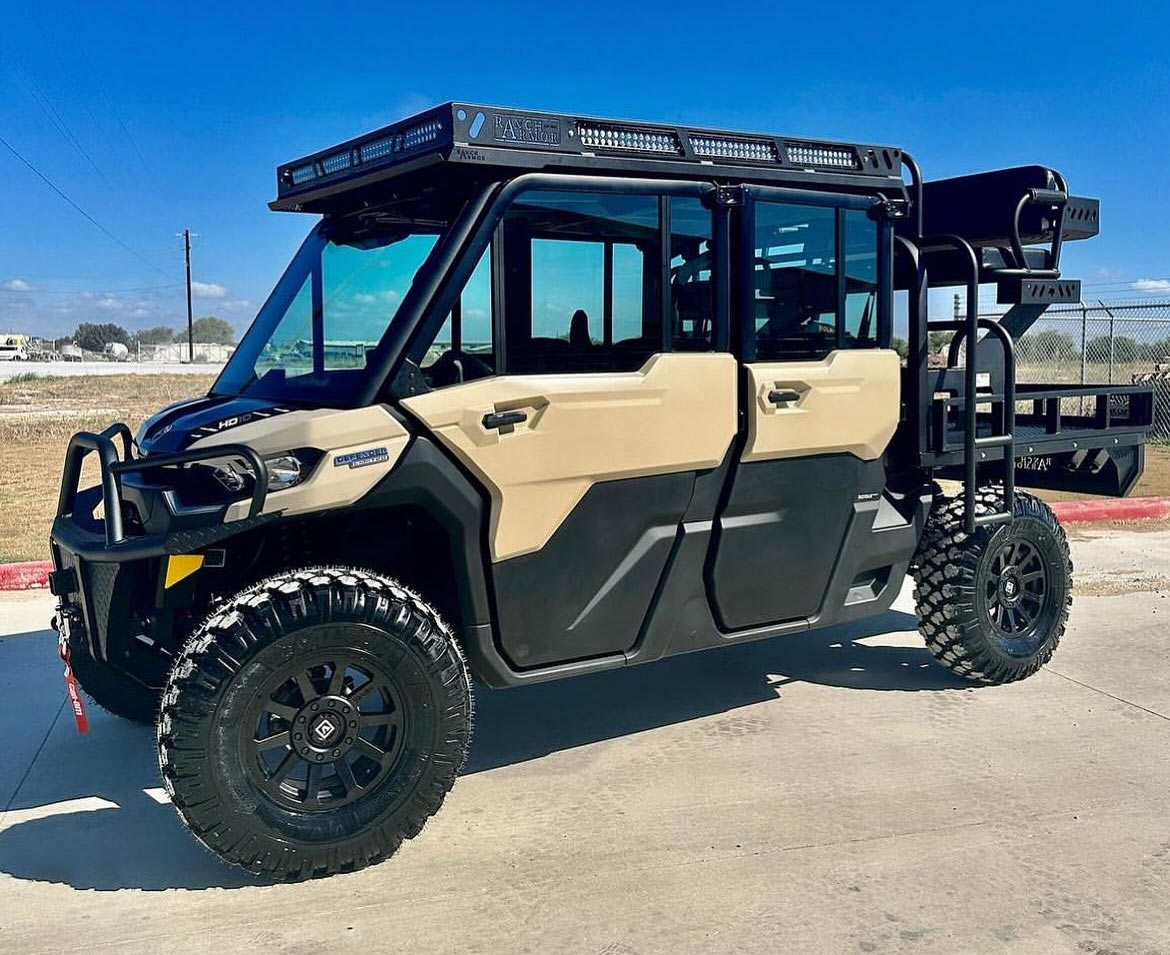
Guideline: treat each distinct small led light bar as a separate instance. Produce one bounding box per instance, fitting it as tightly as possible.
[690,135,777,162]
[280,117,445,189]
[577,123,681,155]
[784,141,860,170]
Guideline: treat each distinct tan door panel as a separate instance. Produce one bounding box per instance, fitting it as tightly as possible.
[403,353,738,560]
[743,349,900,462]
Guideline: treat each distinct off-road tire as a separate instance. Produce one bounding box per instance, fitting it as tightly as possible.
[912,486,1072,684]
[69,644,161,724]
[157,567,473,880]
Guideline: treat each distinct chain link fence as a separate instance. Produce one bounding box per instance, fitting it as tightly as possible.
[976,301,1170,441]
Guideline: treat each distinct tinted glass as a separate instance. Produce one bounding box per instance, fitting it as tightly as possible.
[215,225,444,405]
[670,197,714,351]
[751,202,837,361]
[418,247,494,388]
[844,209,878,347]
[504,191,660,373]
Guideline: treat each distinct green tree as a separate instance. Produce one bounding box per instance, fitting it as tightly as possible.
[191,316,235,344]
[74,322,130,352]
[1085,334,1141,364]
[890,336,909,360]
[132,325,176,346]
[927,330,954,356]
[1015,329,1079,364]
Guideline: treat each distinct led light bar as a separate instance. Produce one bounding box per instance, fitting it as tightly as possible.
[690,135,777,162]
[578,123,681,155]
[320,151,353,175]
[784,142,859,170]
[289,163,318,186]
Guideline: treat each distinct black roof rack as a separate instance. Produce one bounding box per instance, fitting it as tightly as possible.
[271,102,906,212]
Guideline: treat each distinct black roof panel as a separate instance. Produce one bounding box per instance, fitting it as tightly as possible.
[272,102,906,213]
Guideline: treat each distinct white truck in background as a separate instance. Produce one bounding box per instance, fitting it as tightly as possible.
[0,333,29,361]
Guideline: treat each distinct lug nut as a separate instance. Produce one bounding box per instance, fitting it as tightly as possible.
[316,754,324,761]
[311,703,319,711]
[294,733,302,740]
[332,750,340,757]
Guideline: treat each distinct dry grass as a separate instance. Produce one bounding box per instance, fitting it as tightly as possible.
[0,373,216,562]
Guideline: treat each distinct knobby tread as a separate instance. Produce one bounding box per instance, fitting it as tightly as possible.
[157,566,473,881]
[910,486,1073,684]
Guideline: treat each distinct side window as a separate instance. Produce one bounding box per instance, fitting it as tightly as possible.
[503,191,661,373]
[417,247,495,389]
[670,197,714,351]
[751,202,837,361]
[844,209,878,348]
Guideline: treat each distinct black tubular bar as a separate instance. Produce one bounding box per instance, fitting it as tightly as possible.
[1011,187,1068,272]
[929,313,1018,532]
[57,427,268,547]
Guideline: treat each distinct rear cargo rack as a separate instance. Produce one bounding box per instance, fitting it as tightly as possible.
[895,153,1153,531]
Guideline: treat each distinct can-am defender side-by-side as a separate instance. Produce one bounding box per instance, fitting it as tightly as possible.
[48,104,1153,879]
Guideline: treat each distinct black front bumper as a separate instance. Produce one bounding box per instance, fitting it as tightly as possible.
[50,423,274,671]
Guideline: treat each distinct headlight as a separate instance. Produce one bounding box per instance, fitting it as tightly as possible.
[213,452,307,493]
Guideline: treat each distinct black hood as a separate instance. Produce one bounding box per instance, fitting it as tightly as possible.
[137,394,293,454]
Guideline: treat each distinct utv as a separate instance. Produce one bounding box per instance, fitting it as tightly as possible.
[49,103,1153,879]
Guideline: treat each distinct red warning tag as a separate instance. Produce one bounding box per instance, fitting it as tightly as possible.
[63,653,90,735]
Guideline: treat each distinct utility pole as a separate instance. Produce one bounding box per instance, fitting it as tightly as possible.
[183,228,194,363]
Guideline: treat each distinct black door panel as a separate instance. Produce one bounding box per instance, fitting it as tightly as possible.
[707,455,867,629]
[492,472,695,668]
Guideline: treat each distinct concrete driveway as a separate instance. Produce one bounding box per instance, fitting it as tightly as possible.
[1,528,1168,955]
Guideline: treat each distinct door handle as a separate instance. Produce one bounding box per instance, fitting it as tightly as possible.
[767,389,801,405]
[482,410,528,430]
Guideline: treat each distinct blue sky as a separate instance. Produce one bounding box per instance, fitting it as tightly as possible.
[1,1,1168,338]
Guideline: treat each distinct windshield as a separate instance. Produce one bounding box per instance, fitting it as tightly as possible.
[213,222,442,405]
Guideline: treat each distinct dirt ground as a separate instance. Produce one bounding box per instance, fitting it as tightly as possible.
[0,372,1167,562]
[0,373,216,562]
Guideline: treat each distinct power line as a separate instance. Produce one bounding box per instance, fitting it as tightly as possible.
[0,132,170,277]
[0,282,183,294]
[0,28,110,188]
[62,18,160,189]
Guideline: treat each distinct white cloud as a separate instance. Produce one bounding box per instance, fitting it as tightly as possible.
[2,278,31,291]
[191,281,228,299]
[1133,278,1170,293]
[96,296,121,310]
[354,293,377,305]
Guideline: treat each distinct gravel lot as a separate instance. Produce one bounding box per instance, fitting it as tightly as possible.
[1,527,1168,955]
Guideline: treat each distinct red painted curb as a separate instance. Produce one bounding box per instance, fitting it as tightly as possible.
[0,560,52,591]
[1050,496,1170,525]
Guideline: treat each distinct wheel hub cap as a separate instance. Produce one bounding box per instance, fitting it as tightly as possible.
[243,651,406,811]
[985,537,1051,647]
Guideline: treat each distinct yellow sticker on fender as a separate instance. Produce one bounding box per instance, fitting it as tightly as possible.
[164,554,204,588]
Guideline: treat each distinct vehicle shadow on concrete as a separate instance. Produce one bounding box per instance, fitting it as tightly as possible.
[468,607,967,773]
[0,607,964,892]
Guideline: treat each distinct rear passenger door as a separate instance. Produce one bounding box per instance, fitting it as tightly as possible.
[707,191,901,630]
[402,182,737,669]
